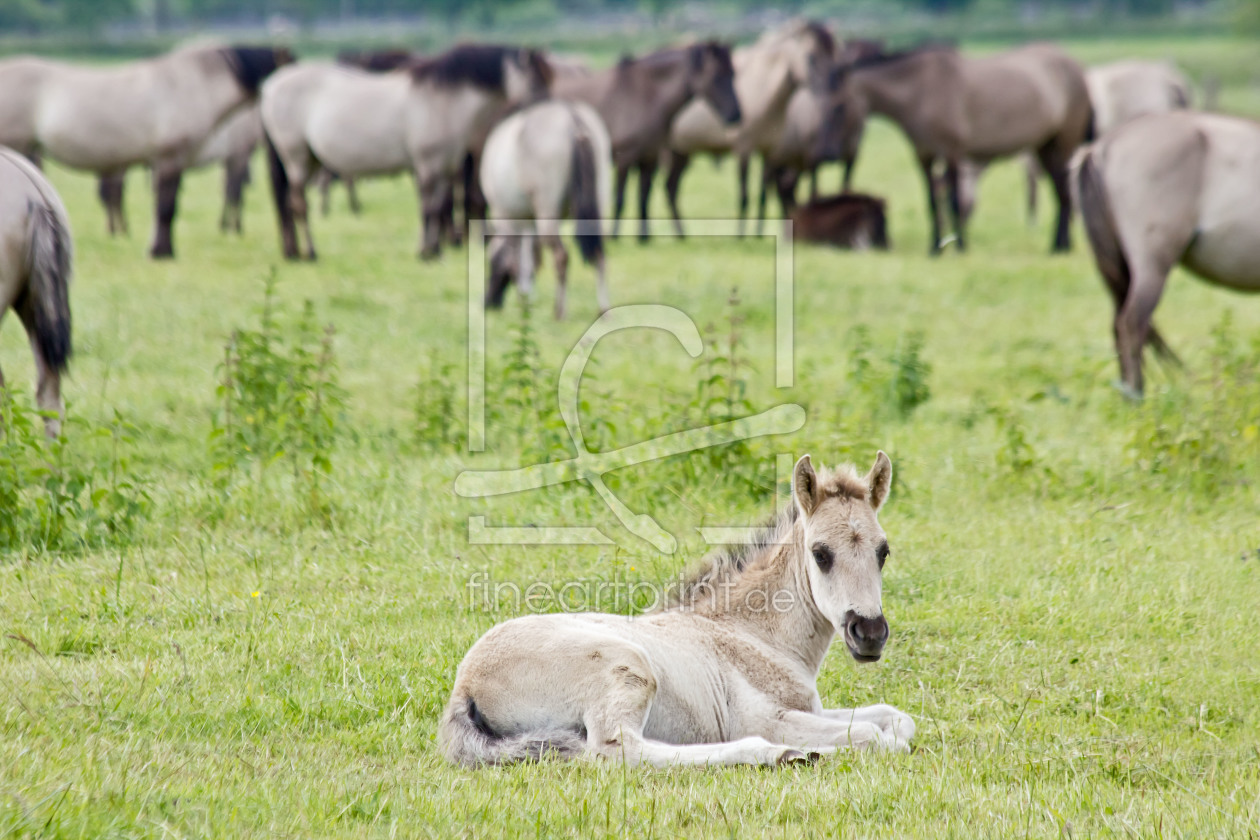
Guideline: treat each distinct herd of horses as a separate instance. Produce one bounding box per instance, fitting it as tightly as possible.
[0,22,1258,768]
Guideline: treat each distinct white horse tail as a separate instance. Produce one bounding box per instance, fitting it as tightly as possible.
[439,693,585,767]
[569,120,603,266]
[24,200,73,372]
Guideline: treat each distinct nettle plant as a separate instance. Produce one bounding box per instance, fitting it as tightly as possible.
[210,271,346,516]
[0,393,148,552]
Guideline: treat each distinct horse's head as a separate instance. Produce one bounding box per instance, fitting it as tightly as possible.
[781,20,840,87]
[811,62,859,165]
[222,45,295,95]
[486,235,542,307]
[687,41,741,126]
[504,47,554,104]
[792,452,893,662]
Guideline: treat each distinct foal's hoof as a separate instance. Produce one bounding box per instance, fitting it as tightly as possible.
[776,749,818,767]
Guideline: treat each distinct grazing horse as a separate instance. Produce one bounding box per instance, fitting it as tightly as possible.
[0,148,73,438]
[790,193,888,250]
[97,104,263,237]
[1076,111,1260,397]
[831,43,1092,254]
[664,20,840,237]
[263,44,552,261]
[317,49,426,216]
[0,44,290,258]
[553,42,741,242]
[440,453,915,767]
[480,100,611,320]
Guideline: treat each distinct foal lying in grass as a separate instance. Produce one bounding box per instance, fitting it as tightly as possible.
[440,452,915,767]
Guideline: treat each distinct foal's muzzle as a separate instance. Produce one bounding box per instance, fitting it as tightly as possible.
[843,610,889,662]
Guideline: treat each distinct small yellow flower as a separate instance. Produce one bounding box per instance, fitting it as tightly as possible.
[251,591,260,598]
[630,567,636,572]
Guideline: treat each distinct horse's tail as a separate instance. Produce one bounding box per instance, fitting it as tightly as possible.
[1075,144,1177,363]
[23,200,73,373]
[1084,101,1097,144]
[568,122,603,266]
[438,694,585,768]
[264,131,299,259]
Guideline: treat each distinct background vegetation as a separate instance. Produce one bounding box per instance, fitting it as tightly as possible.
[0,23,1258,840]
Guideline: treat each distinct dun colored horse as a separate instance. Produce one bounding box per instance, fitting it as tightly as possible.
[832,43,1092,254]
[664,20,839,237]
[0,44,290,258]
[1076,111,1260,397]
[480,100,611,320]
[554,42,741,242]
[440,453,915,767]
[0,148,73,438]
[263,44,552,260]
[97,104,263,237]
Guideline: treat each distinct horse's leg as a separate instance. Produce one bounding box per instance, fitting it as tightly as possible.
[291,172,318,261]
[540,223,568,320]
[222,159,247,234]
[663,151,689,239]
[416,169,451,261]
[755,161,772,237]
[14,307,63,438]
[611,164,630,240]
[1116,263,1172,397]
[594,251,609,314]
[1024,152,1039,226]
[808,167,820,202]
[636,161,657,243]
[736,153,751,238]
[1037,144,1073,253]
[150,168,183,259]
[317,170,334,217]
[768,708,913,753]
[944,161,966,252]
[842,157,856,193]
[775,168,799,223]
[346,176,361,215]
[920,155,942,255]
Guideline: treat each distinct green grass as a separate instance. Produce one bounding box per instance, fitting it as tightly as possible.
[3,35,1260,839]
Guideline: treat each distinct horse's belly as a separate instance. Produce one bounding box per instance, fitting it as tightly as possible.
[307,112,409,176]
[37,97,152,170]
[1184,225,1260,291]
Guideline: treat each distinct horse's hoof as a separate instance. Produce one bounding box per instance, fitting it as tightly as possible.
[150,250,175,260]
[776,749,815,767]
[1112,380,1144,402]
[420,248,441,262]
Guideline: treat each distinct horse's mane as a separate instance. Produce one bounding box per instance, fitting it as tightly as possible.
[670,464,868,609]
[337,48,417,73]
[617,40,731,73]
[849,40,956,71]
[219,45,292,94]
[756,19,837,57]
[411,44,532,91]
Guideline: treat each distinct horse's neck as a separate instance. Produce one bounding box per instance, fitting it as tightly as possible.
[736,52,797,136]
[712,532,835,675]
[634,57,695,128]
[851,60,934,132]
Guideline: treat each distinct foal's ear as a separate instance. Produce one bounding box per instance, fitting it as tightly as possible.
[793,454,819,518]
[865,450,893,512]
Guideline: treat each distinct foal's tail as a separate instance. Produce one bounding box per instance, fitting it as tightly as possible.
[568,125,603,265]
[439,694,585,768]
[24,200,73,373]
[264,132,299,260]
[1076,146,1178,363]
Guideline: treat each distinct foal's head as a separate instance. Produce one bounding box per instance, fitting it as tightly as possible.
[686,41,741,125]
[792,452,893,662]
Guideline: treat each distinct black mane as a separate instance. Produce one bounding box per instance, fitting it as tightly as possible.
[221,45,292,94]
[411,44,520,91]
[337,48,417,73]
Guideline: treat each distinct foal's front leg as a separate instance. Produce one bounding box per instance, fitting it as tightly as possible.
[768,707,915,754]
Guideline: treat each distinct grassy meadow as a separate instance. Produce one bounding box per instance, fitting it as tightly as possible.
[2,35,1260,839]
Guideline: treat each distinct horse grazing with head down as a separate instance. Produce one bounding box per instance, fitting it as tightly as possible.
[0,44,291,258]
[554,42,741,242]
[263,43,552,261]
[1076,111,1260,397]
[828,42,1092,254]
[480,99,611,320]
[440,452,915,767]
[0,147,73,438]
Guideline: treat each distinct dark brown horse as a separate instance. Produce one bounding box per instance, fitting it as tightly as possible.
[790,193,888,250]
[554,42,741,242]
[828,43,1092,254]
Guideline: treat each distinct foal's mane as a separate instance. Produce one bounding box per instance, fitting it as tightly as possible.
[410,44,526,91]
[670,465,868,608]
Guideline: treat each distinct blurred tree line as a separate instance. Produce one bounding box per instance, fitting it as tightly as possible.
[0,0,1243,34]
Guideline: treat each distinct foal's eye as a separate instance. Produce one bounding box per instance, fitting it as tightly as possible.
[812,545,835,573]
[876,542,890,570]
